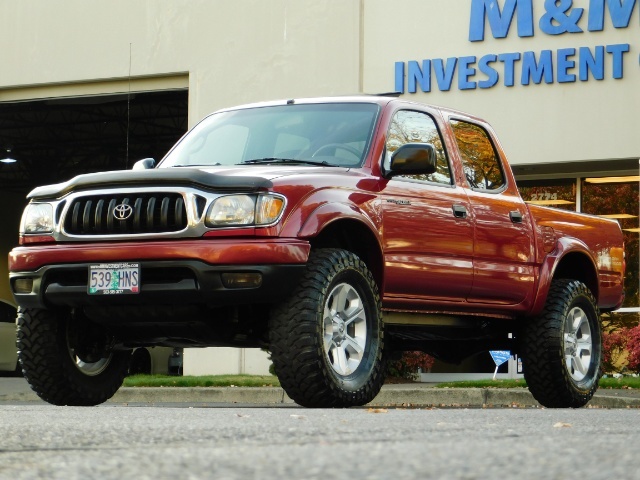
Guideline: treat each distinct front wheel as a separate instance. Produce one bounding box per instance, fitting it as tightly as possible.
[16,308,131,406]
[269,249,386,408]
[521,279,602,408]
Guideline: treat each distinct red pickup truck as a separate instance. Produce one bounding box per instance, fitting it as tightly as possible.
[9,96,625,408]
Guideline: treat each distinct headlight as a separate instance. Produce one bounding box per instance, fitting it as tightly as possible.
[21,203,54,234]
[205,194,285,227]
[206,195,255,226]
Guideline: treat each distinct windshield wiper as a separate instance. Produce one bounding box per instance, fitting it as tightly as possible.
[239,158,338,167]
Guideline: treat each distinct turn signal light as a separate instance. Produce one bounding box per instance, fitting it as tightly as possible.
[14,278,34,294]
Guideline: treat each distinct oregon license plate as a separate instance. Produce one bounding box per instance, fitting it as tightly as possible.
[88,263,140,295]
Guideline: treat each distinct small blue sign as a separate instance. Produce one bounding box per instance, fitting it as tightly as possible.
[489,350,511,367]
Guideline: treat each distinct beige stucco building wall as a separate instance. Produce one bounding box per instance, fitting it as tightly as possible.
[185,348,271,376]
[0,0,363,124]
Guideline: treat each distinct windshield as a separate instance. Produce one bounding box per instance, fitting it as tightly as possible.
[159,103,380,168]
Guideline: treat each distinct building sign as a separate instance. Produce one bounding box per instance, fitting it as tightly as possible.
[395,0,638,93]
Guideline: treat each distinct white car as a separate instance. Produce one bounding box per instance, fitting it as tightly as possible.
[0,301,18,374]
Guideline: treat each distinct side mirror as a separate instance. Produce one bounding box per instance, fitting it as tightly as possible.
[132,158,156,170]
[387,143,437,177]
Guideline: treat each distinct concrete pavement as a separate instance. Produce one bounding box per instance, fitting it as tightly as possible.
[1,377,640,408]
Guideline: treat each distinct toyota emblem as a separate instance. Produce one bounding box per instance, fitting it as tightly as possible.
[113,203,133,220]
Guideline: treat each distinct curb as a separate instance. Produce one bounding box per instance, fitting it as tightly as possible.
[373,388,640,409]
[112,387,293,405]
[3,386,639,408]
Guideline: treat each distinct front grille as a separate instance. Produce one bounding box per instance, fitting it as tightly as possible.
[64,193,187,235]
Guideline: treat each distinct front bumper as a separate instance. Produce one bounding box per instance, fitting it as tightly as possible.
[9,238,310,310]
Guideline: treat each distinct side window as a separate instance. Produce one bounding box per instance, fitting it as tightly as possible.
[450,119,505,191]
[385,110,452,185]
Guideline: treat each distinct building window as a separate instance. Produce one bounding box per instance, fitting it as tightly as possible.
[582,177,639,318]
[518,179,577,211]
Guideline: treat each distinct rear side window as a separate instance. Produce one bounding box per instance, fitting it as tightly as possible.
[450,119,505,191]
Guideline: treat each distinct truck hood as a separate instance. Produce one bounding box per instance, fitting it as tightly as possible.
[26,165,349,200]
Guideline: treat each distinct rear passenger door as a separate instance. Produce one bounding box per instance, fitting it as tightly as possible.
[380,109,474,308]
[448,118,535,307]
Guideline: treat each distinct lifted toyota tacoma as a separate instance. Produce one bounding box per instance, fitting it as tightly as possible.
[9,96,625,408]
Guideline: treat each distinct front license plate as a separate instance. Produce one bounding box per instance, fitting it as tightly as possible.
[88,263,140,295]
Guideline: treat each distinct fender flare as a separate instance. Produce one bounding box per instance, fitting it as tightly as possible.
[297,202,381,241]
[530,236,599,316]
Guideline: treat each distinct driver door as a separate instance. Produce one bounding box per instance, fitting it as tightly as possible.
[381,109,474,308]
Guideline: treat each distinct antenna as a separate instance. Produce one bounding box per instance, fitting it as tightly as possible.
[126,43,132,169]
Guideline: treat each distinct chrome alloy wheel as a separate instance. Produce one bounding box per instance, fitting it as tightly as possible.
[72,355,112,376]
[323,282,367,376]
[564,306,593,382]
[66,329,113,377]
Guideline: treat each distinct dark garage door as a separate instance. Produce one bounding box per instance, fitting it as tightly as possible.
[0,89,188,195]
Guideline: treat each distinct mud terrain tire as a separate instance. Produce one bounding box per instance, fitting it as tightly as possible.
[16,308,131,406]
[269,249,386,408]
[521,279,602,408]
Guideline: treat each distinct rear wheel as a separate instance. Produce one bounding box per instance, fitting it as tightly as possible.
[269,249,386,407]
[521,279,602,408]
[16,308,131,406]
[129,348,152,375]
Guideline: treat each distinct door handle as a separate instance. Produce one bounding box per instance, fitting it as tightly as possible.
[452,204,467,219]
[509,210,523,223]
